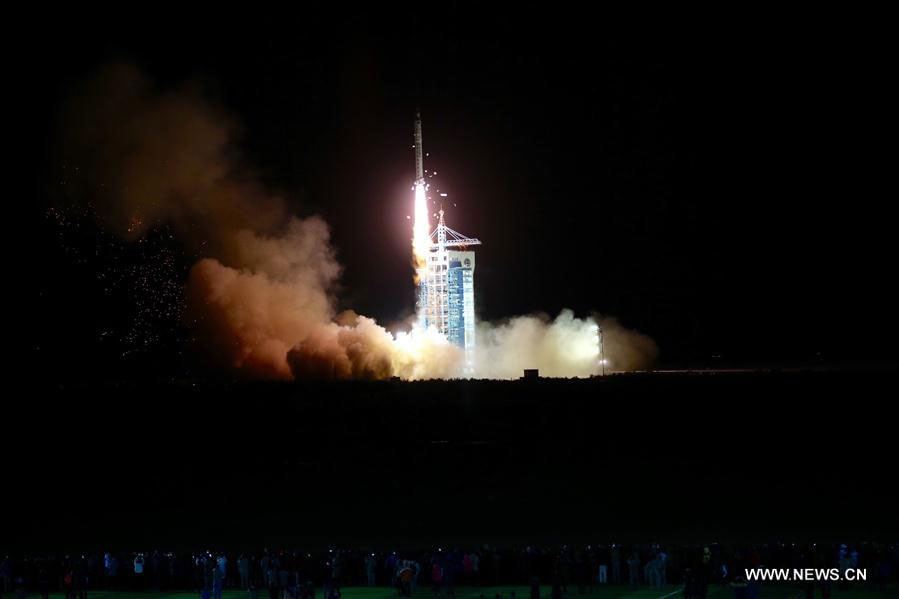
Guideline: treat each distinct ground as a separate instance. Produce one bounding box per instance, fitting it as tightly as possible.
[5,584,894,599]
[10,373,897,545]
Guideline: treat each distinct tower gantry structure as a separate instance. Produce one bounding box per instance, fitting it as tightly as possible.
[413,113,481,374]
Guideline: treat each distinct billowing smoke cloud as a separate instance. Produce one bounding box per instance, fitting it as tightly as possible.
[474,311,658,379]
[60,63,656,380]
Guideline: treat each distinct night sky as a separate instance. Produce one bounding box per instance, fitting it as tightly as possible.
[9,7,899,550]
[22,9,897,380]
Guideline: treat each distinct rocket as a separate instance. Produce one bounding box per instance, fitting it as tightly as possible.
[413,110,425,184]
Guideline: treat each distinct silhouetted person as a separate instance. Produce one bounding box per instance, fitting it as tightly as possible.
[212,565,224,599]
[133,553,145,591]
[730,573,749,599]
[63,565,75,599]
[683,567,699,599]
[411,559,421,594]
[399,562,414,596]
[431,561,443,597]
[627,552,640,589]
[838,552,853,591]
[107,554,119,590]
[239,554,250,590]
[12,576,25,599]
[75,555,89,599]
[550,573,562,599]
[558,550,570,593]
[37,559,50,599]
[684,553,710,599]
[658,548,668,586]
[611,546,621,584]
[365,553,376,586]
[0,556,10,596]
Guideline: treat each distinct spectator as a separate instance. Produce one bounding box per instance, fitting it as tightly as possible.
[134,553,145,590]
[385,552,398,586]
[63,564,75,599]
[149,551,160,590]
[365,553,376,586]
[730,573,749,599]
[102,552,111,588]
[205,554,216,593]
[683,567,700,599]
[839,551,854,591]
[37,558,50,599]
[0,556,10,596]
[550,574,562,599]
[108,554,119,589]
[411,559,421,594]
[75,555,89,599]
[279,566,289,595]
[445,550,459,597]
[398,561,413,596]
[217,553,228,586]
[212,564,224,599]
[431,560,443,597]
[239,554,250,590]
[463,553,473,583]
[585,547,597,593]
[13,576,25,599]
[574,549,586,594]
[627,552,640,590]
[611,546,621,584]
[660,548,668,586]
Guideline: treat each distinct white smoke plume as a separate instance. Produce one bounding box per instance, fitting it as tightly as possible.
[474,311,658,379]
[60,63,657,380]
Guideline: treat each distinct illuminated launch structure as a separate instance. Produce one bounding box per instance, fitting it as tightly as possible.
[413,112,481,371]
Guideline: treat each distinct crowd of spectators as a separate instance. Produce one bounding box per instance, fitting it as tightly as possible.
[0,541,894,599]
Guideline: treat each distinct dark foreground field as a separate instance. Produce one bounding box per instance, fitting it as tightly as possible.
[6,370,898,548]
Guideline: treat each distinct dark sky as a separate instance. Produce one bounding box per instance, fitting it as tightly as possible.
[22,9,897,379]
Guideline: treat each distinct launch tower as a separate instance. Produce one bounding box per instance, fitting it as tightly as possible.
[413,112,481,372]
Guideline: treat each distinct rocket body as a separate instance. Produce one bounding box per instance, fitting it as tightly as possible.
[414,111,425,183]
[412,112,431,270]
[412,112,430,326]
